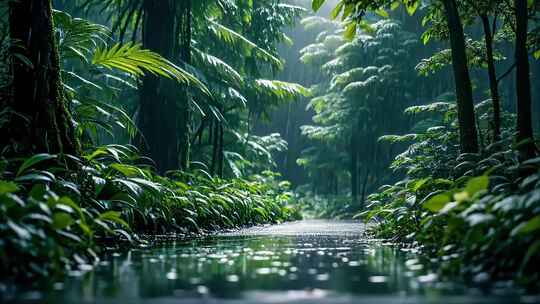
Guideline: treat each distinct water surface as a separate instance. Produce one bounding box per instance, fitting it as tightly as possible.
[6,220,537,303]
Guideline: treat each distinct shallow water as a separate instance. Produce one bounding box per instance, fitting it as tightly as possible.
[4,220,538,303]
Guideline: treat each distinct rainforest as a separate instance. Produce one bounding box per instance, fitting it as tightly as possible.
[0,0,539,303]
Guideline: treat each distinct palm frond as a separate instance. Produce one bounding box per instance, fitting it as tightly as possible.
[192,48,244,87]
[92,43,211,96]
[53,10,110,62]
[254,79,311,100]
[207,19,283,70]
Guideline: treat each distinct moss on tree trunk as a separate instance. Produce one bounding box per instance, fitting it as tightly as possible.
[1,0,79,156]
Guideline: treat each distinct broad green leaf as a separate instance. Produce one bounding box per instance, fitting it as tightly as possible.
[98,211,130,228]
[402,0,419,15]
[344,22,357,40]
[110,163,142,177]
[390,1,401,10]
[312,0,326,12]
[15,173,55,183]
[17,154,56,177]
[465,176,489,197]
[423,193,451,212]
[375,9,389,18]
[516,215,540,235]
[330,1,344,19]
[421,32,431,45]
[0,181,18,194]
[534,49,540,60]
[53,212,75,230]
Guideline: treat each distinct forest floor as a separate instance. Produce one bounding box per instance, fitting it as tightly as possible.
[8,220,535,304]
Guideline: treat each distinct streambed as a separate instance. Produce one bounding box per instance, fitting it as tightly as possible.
[5,220,535,303]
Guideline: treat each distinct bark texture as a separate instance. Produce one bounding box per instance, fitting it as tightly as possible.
[480,14,501,142]
[442,0,479,154]
[514,0,536,160]
[2,0,79,156]
[137,0,180,173]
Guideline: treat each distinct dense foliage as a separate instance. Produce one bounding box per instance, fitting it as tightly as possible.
[0,146,299,279]
[0,0,304,281]
[293,0,540,284]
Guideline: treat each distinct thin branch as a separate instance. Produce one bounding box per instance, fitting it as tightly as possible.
[497,62,516,83]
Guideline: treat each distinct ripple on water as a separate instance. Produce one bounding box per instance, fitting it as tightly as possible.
[7,220,530,304]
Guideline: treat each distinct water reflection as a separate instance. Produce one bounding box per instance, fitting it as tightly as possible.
[6,234,533,303]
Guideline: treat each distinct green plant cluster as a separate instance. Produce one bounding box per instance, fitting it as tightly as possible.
[0,145,300,281]
[362,103,540,285]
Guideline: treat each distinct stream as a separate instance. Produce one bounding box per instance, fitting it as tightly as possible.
[4,220,537,303]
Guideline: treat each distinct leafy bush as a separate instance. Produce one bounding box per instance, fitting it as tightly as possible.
[0,145,299,281]
[361,103,540,285]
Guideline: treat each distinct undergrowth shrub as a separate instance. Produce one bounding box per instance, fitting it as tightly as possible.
[0,145,300,281]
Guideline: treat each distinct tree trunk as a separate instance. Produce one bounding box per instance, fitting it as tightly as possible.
[211,119,219,175]
[218,123,224,177]
[480,14,501,142]
[178,0,192,170]
[350,128,358,203]
[137,0,179,173]
[514,0,536,160]
[1,0,79,156]
[442,0,479,153]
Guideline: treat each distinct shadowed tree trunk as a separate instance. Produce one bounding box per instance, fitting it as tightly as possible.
[350,124,359,203]
[137,0,179,173]
[442,0,479,153]
[178,0,192,170]
[1,0,79,156]
[480,14,501,142]
[514,0,536,160]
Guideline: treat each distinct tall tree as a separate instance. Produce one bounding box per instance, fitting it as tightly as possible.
[480,13,501,141]
[178,0,192,170]
[1,0,79,155]
[514,0,536,160]
[350,128,358,203]
[312,0,480,153]
[137,0,181,173]
[441,0,479,153]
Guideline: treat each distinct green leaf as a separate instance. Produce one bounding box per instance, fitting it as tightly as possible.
[344,22,357,40]
[312,0,326,12]
[330,1,344,19]
[423,193,451,212]
[421,32,431,45]
[17,154,56,177]
[98,211,129,228]
[465,176,489,197]
[0,181,19,194]
[110,163,142,177]
[375,9,389,18]
[534,49,540,60]
[402,0,419,15]
[516,215,540,235]
[15,173,55,183]
[53,212,75,230]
